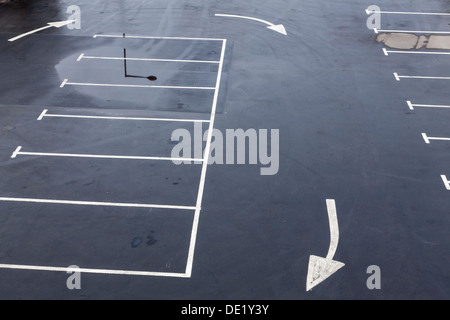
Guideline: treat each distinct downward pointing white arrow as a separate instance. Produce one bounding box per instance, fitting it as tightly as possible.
[306,199,345,291]
[8,19,76,42]
[215,14,287,35]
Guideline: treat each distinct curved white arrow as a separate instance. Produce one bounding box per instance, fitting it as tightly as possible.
[306,199,345,291]
[8,19,76,42]
[215,14,287,35]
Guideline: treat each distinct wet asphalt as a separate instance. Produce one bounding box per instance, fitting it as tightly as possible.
[0,0,449,300]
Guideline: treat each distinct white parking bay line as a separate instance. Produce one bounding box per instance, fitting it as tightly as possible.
[383,48,450,56]
[0,264,190,278]
[184,39,227,277]
[0,197,197,211]
[37,109,210,123]
[421,133,450,144]
[441,175,450,190]
[374,28,450,34]
[93,34,226,42]
[77,54,220,64]
[407,101,450,110]
[394,73,450,81]
[10,146,203,163]
[60,79,215,90]
[366,9,450,16]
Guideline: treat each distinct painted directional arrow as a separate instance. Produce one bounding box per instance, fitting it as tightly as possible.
[8,19,76,42]
[215,14,287,35]
[306,199,345,291]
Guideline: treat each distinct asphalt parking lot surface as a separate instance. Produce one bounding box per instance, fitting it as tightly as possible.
[0,0,449,301]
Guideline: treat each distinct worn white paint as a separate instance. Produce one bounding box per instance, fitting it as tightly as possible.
[8,19,76,42]
[215,14,287,35]
[306,199,345,291]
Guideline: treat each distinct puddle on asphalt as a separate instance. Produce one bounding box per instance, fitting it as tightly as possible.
[54,39,220,112]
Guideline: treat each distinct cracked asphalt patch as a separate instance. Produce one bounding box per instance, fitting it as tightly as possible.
[377,33,450,50]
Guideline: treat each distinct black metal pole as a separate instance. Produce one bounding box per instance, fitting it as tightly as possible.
[123,48,128,78]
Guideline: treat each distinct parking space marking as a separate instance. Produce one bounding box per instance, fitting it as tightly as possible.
[374,28,450,34]
[77,53,220,64]
[441,175,450,190]
[421,133,450,144]
[60,79,216,90]
[383,48,450,56]
[422,133,450,144]
[1,35,227,278]
[394,72,450,81]
[37,109,210,123]
[185,38,227,277]
[10,146,203,163]
[0,197,197,211]
[93,34,226,42]
[407,101,450,110]
[366,9,450,16]
[0,264,189,278]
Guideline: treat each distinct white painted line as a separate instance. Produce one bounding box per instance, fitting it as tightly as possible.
[37,109,48,120]
[11,146,22,159]
[93,34,226,42]
[422,133,450,144]
[0,196,197,211]
[0,264,189,278]
[384,48,450,56]
[375,29,450,34]
[39,111,210,123]
[9,26,52,42]
[394,74,450,81]
[62,80,215,90]
[76,53,85,62]
[78,55,220,64]
[60,79,68,88]
[407,100,414,110]
[366,9,450,16]
[441,175,450,190]
[185,39,227,277]
[11,148,204,163]
[407,101,450,110]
